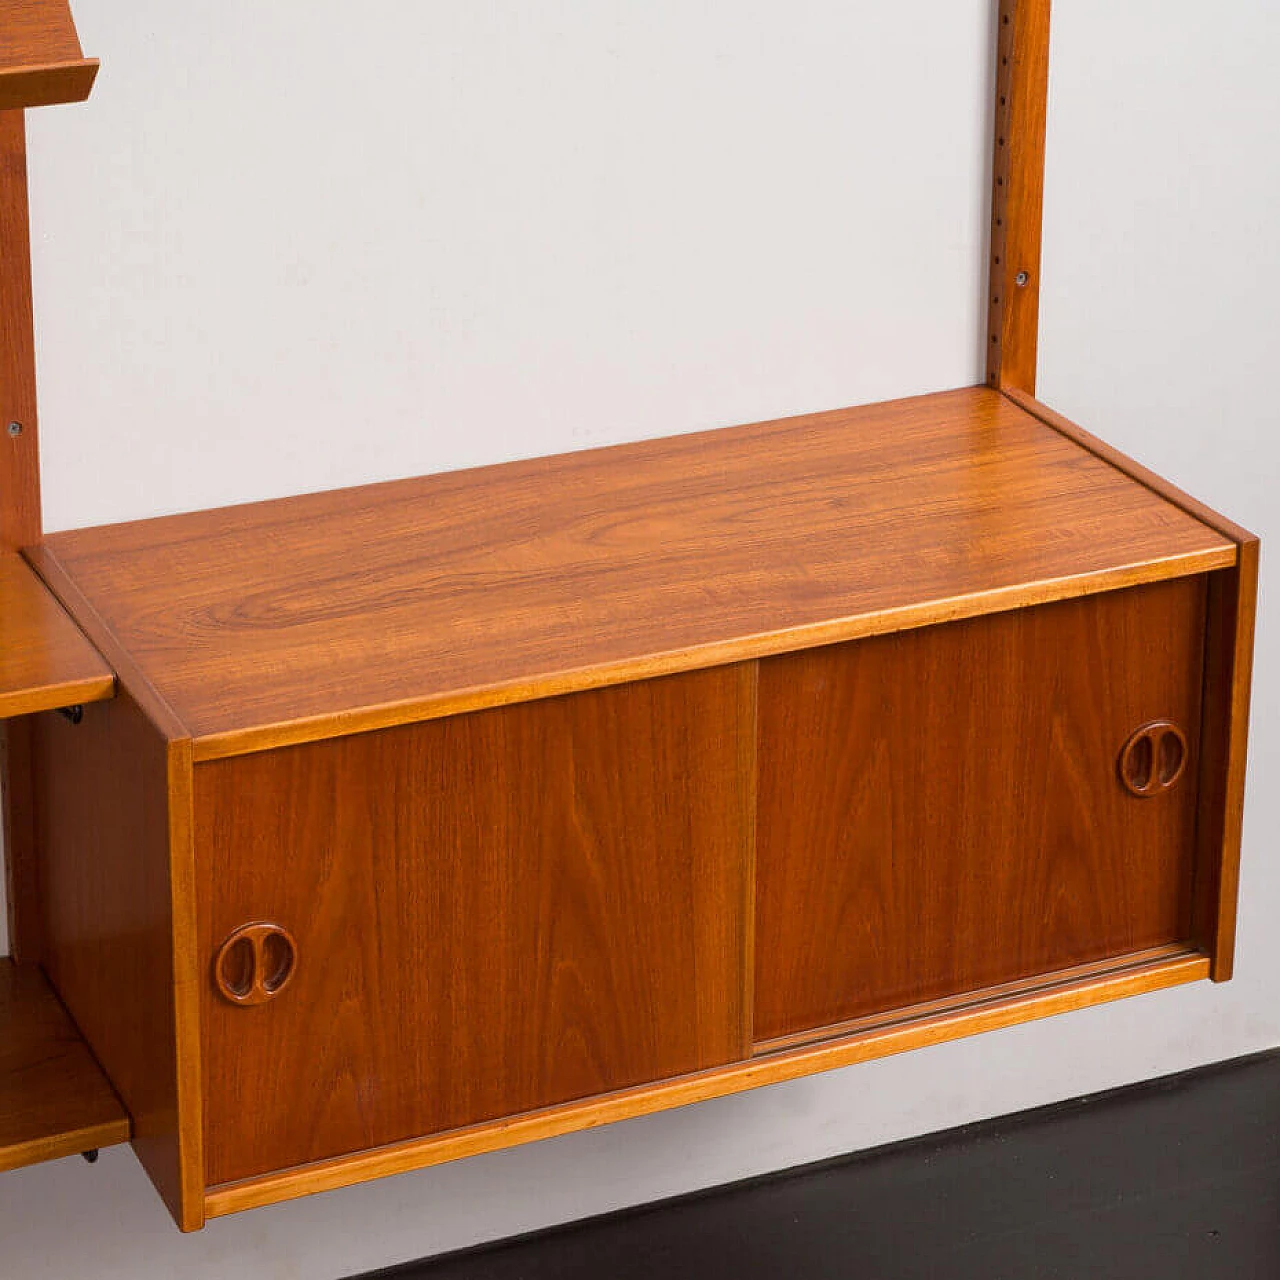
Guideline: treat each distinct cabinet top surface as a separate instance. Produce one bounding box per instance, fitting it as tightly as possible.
[39,386,1235,758]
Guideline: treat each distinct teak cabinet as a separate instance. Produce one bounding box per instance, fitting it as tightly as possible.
[11,387,1255,1229]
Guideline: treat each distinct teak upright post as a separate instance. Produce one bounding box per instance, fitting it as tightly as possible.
[0,111,41,552]
[987,0,1052,394]
[1,110,41,964]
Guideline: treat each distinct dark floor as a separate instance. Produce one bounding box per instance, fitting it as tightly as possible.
[359,1049,1280,1280]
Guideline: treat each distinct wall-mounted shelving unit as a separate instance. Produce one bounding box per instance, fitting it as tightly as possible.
[0,0,1258,1236]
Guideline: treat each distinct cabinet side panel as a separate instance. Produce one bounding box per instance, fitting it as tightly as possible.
[755,578,1208,1043]
[1192,544,1260,979]
[197,666,750,1187]
[31,695,198,1226]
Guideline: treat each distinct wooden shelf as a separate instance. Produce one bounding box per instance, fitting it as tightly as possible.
[0,552,113,719]
[0,957,129,1171]
[0,0,97,111]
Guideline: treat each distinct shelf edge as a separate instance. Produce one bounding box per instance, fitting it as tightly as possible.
[0,58,97,111]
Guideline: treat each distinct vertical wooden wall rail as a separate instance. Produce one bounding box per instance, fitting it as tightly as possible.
[1,108,44,964]
[0,110,41,550]
[987,0,1052,395]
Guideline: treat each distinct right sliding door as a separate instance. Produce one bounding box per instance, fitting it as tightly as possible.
[753,576,1208,1047]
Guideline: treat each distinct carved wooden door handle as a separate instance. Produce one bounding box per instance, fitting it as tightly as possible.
[214,922,297,1005]
[1118,721,1188,797]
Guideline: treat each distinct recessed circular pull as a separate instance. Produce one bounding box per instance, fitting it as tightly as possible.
[214,922,297,1006]
[1118,721,1188,798]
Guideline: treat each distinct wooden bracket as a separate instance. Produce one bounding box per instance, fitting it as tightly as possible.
[987,0,1052,395]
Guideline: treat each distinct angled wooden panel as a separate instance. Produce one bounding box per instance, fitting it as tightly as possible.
[0,1,98,111]
[0,956,129,1170]
[196,666,752,1187]
[0,552,113,718]
[754,578,1208,1043]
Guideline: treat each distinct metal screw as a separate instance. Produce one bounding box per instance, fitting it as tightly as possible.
[7,421,22,437]
[1015,271,1030,287]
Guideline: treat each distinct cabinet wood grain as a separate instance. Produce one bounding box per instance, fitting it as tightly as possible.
[754,578,1208,1043]
[195,666,752,1187]
[1003,390,1260,983]
[41,387,1234,760]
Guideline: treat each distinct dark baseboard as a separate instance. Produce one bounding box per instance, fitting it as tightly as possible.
[356,1048,1280,1279]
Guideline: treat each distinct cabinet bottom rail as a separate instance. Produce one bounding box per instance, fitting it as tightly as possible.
[202,943,1208,1219]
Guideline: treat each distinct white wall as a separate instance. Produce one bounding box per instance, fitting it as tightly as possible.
[2,2,1276,1276]
[27,0,992,532]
